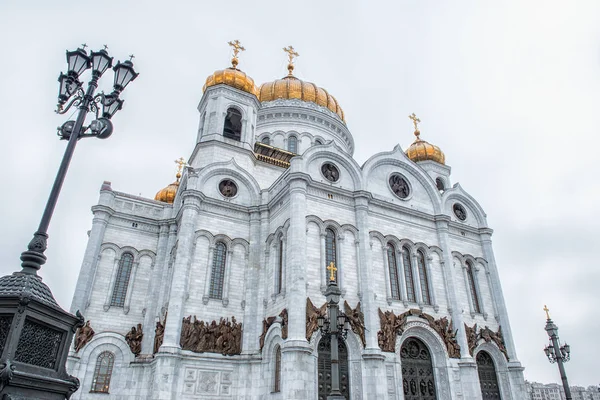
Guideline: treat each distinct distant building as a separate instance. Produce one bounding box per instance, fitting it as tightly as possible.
[526,382,600,400]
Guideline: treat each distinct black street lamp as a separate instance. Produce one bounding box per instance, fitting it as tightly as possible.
[317,263,350,400]
[543,305,572,400]
[0,45,137,399]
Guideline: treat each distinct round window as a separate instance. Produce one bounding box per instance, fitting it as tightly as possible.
[219,179,238,198]
[453,203,467,221]
[389,174,410,199]
[321,163,340,182]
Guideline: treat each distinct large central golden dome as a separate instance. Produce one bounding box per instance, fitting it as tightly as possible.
[258,76,345,122]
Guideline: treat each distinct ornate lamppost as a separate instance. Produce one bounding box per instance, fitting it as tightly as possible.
[543,305,572,400]
[317,262,350,400]
[0,45,137,399]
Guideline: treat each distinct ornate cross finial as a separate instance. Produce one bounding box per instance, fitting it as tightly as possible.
[81,43,88,50]
[409,113,421,139]
[174,157,187,181]
[228,40,245,68]
[544,305,551,320]
[326,261,337,282]
[283,45,299,76]
[129,54,136,61]
[103,44,109,50]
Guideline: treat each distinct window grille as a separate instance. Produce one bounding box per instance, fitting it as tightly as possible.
[110,253,134,307]
[325,228,337,283]
[387,244,401,300]
[209,242,227,299]
[91,351,114,393]
[223,108,242,141]
[417,251,431,305]
[287,136,298,153]
[274,345,282,392]
[402,247,416,302]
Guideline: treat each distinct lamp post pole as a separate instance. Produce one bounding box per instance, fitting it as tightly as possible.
[543,306,572,400]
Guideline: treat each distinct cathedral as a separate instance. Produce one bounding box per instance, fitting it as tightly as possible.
[67,42,528,399]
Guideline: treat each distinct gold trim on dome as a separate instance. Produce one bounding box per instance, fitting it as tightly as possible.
[154,157,187,204]
[202,40,258,96]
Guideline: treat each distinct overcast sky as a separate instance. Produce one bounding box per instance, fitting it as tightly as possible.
[1,0,599,387]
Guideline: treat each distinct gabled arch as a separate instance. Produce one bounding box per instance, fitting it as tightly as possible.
[194,158,261,205]
[442,183,488,227]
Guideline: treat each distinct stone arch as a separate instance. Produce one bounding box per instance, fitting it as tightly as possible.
[301,142,363,190]
[474,343,512,400]
[195,158,261,205]
[397,323,453,400]
[442,184,488,227]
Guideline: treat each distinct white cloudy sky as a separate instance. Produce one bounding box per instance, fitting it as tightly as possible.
[1,0,599,387]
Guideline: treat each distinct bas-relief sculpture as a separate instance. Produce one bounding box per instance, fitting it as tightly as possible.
[74,320,95,353]
[378,308,461,358]
[259,308,288,350]
[465,323,509,360]
[306,298,327,341]
[153,314,166,354]
[305,298,366,347]
[180,315,242,355]
[125,323,144,355]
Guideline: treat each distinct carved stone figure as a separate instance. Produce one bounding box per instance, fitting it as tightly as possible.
[465,323,478,356]
[344,301,366,347]
[378,308,461,358]
[74,320,95,353]
[125,323,144,355]
[153,315,166,354]
[478,325,509,360]
[180,315,242,355]
[259,309,289,350]
[306,298,327,341]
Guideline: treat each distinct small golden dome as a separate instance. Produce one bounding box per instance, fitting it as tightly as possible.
[258,76,345,122]
[405,137,446,165]
[203,67,258,96]
[154,181,179,204]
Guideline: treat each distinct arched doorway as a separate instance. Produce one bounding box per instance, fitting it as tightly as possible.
[476,351,502,400]
[400,337,437,400]
[318,336,350,400]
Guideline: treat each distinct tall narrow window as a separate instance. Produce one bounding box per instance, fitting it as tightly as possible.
[325,228,337,283]
[209,242,227,299]
[466,261,481,313]
[223,107,242,141]
[110,253,134,307]
[387,244,401,300]
[273,345,282,393]
[288,135,298,153]
[276,239,283,294]
[402,247,416,302]
[91,351,114,393]
[262,136,270,145]
[417,250,431,305]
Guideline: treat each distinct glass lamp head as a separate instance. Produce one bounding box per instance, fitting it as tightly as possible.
[101,92,124,119]
[113,60,138,92]
[317,315,325,329]
[66,48,91,78]
[91,49,113,77]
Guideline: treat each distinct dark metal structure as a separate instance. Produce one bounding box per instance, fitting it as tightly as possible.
[400,337,436,400]
[317,269,350,400]
[0,45,137,399]
[543,306,572,400]
[318,335,349,400]
[476,351,502,400]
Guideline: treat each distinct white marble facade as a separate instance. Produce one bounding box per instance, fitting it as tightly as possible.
[67,69,528,399]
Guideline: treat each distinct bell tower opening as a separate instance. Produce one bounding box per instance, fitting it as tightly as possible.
[223,107,242,141]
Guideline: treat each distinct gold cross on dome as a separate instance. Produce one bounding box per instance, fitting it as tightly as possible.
[409,113,421,132]
[283,45,299,76]
[174,157,187,181]
[543,305,551,320]
[228,40,245,58]
[326,261,337,282]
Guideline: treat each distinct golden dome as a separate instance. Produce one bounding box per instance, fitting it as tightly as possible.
[258,76,345,122]
[203,67,258,97]
[405,113,445,164]
[154,181,179,204]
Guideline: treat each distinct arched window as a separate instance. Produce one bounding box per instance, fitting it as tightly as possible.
[315,139,323,145]
[276,238,283,294]
[325,228,337,283]
[91,351,114,393]
[223,107,242,141]
[387,244,401,300]
[436,177,445,191]
[476,351,502,399]
[110,252,134,307]
[417,250,431,305]
[466,261,481,313]
[262,136,270,145]
[199,112,206,137]
[209,242,227,299]
[402,247,416,302]
[273,345,282,393]
[287,135,298,153]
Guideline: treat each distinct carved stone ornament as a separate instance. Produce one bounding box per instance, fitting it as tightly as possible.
[0,359,15,392]
[479,325,509,360]
[259,308,288,350]
[153,313,166,354]
[344,301,366,347]
[74,320,95,353]
[378,308,461,358]
[219,179,238,198]
[465,322,478,356]
[306,298,327,341]
[180,315,242,355]
[389,174,410,199]
[125,323,143,356]
[453,203,467,221]
[321,163,340,182]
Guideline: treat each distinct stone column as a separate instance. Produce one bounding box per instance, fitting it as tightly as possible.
[397,248,408,304]
[123,260,140,314]
[242,210,261,354]
[160,193,201,351]
[319,233,326,292]
[156,224,178,315]
[70,182,114,314]
[435,216,480,399]
[354,193,386,399]
[426,255,439,311]
[412,252,424,306]
[281,174,312,400]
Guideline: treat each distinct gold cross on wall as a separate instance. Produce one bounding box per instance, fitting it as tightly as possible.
[326,261,337,282]
[543,305,551,320]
